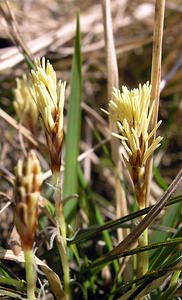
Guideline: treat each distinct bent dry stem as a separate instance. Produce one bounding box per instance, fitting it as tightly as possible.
[53,172,71,299]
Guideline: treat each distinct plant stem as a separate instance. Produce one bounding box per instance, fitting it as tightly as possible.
[137,0,166,279]
[53,172,66,240]
[53,172,71,299]
[57,235,71,298]
[169,270,181,288]
[159,271,181,300]
[136,186,149,278]
[145,0,165,207]
[137,227,148,277]
[137,188,148,277]
[24,249,36,300]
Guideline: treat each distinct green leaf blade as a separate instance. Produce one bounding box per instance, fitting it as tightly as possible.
[63,12,82,226]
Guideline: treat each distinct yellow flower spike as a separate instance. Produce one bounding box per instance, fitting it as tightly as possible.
[109,82,163,208]
[13,74,38,133]
[31,57,66,173]
[14,150,42,250]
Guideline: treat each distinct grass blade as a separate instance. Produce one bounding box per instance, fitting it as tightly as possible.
[94,169,182,262]
[153,166,168,190]
[150,227,182,271]
[63,12,82,226]
[68,195,182,245]
[150,199,182,260]
[88,237,182,271]
[110,250,182,297]
[77,165,120,272]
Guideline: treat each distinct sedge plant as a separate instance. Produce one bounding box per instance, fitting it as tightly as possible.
[14,150,42,300]
[30,57,70,298]
[109,82,163,276]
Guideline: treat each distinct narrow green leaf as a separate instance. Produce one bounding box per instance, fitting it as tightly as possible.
[126,259,182,300]
[0,277,25,289]
[63,12,82,226]
[91,198,120,273]
[110,250,182,297]
[157,282,181,300]
[68,195,182,245]
[160,249,182,269]
[150,227,182,271]
[150,201,182,258]
[153,166,168,190]
[23,52,35,71]
[0,261,19,280]
[77,165,120,273]
[88,237,182,272]
[0,289,25,299]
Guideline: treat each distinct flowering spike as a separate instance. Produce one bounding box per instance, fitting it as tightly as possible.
[13,74,38,132]
[14,150,42,250]
[109,82,163,208]
[31,57,66,173]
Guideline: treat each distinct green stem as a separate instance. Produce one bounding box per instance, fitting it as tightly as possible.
[54,174,66,240]
[158,271,181,300]
[136,175,149,277]
[137,208,148,278]
[24,249,36,300]
[53,172,71,299]
[57,236,71,298]
[169,270,181,288]
[137,227,148,277]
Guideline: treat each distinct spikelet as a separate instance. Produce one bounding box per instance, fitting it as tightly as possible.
[14,151,42,250]
[13,74,38,132]
[31,57,65,173]
[109,82,163,208]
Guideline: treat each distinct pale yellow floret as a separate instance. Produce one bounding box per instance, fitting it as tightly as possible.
[147,120,162,141]
[131,128,140,150]
[112,132,128,141]
[137,112,146,137]
[143,136,163,164]
[122,141,132,157]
